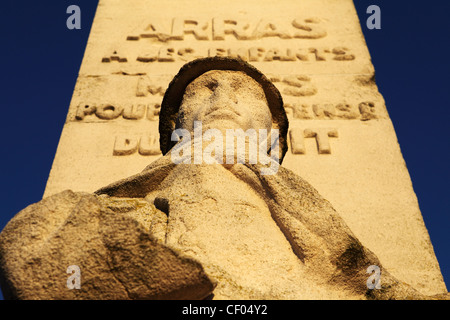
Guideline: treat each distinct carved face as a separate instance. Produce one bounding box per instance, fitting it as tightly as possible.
[176,70,272,133]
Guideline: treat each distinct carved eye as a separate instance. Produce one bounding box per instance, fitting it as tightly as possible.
[206,81,218,92]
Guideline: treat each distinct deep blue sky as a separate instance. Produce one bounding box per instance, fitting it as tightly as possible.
[0,1,448,300]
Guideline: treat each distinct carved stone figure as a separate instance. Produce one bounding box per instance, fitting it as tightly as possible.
[0,57,447,300]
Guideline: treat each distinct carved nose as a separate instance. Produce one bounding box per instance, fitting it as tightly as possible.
[212,86,238,104]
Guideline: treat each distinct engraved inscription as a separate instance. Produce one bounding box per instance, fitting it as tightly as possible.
[332,47,356,61]
[304,128,338,154]
[213,18,255,40]
[96,104,123,120]
[113,135,161,156]
[125,46,356,64]
[128,18,327,41]
[74,101,379,122]
[284,102,379,120]
[289,128,338,155]
[123,104,146,120]
[359,101,377,121]
[284,103,314,119]
[291,18,327,39]
[136,49,158,62]
[177,47,203,61]
[313,103,359,120]
[280,75,317,97]
[131,73,319,98]
[102,50,128,63]
[75,104,96,120]
[112,17,360,65]
[158,47,176,62]
[139,135,160,155]
[112,129,338,156]
[113,136,138,156]
[136,76,166,97]
[75,103,160,121]
[172,18,210,40]
[289,128,306,154]
[146,104,161,121]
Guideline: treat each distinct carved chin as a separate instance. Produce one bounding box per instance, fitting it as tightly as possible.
[201,119,249,132]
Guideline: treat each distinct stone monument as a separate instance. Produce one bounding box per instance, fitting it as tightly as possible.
[0,0,447,300]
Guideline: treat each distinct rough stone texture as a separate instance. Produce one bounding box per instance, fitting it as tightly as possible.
[93,151,447,300]
[0,190,215,300]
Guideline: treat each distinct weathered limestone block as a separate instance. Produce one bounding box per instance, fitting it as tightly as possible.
[0,190,215,300]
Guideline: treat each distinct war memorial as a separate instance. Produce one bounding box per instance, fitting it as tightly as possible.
[0,0,448,300]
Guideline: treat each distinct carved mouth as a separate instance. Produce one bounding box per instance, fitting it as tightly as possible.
[205,107,241,118]
[205,110,241,122]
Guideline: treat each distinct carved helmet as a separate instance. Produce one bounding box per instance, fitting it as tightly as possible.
[159,56,289,163]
